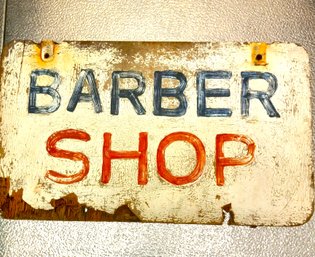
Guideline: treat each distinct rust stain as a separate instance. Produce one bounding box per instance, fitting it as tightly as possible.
[0,177,232,225]
[251,42,267,66]
[106,42,196,81]
[29,41,63,69]
[40,40,55,62]
[0,177,140,221]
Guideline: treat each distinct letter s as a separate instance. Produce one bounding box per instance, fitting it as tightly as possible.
[46,129,90,184]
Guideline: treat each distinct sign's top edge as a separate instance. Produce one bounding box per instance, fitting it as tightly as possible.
[2,40,309,60]
[2,39,307,46]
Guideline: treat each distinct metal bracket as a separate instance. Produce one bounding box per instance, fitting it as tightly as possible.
[40,40,55,62]
[251,42,267,66]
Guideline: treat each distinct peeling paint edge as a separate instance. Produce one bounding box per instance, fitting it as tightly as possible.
[0,177,141,222]
[0,177,313,226]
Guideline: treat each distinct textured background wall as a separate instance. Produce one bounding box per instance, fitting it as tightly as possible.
[0,0,315,256]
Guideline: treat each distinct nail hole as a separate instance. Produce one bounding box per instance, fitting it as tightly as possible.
[255,54,263,61]
[44,53,50,59]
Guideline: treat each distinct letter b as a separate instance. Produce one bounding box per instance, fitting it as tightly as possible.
[28,69,61,114]
[153,71,187,116]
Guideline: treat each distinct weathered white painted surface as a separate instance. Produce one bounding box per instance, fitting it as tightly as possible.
[0,41,313,225]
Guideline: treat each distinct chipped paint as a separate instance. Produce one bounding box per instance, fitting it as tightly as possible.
[0,41,313,226]
[0,177,140,221]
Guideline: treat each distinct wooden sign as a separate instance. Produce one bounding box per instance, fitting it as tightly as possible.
[0,41,313,226]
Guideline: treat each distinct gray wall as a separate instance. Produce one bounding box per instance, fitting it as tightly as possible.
[1,1,315,256]
[0,0,5,50]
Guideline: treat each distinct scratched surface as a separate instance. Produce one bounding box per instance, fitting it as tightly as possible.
[1,0,315,256]
[0,41,312,226]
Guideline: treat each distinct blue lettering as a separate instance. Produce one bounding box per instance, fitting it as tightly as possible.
[197,71,232,117]
[111,71,146,115]
[153,71,187,117]
[67,69,102,113]
[28,69,61,114]
[241,71,280,117]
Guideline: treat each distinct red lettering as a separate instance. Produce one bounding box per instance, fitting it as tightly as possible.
[157,132,206,185]
[215,134,255,186]
[46,129,90,184]
[102,133,148,185]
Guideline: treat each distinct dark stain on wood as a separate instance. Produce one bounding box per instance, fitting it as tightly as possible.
[222,203,235,225]
[0,177,140,221]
